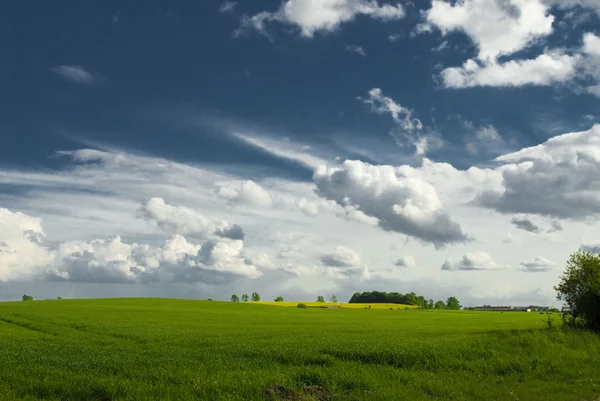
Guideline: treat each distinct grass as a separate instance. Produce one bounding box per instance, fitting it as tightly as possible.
[0,298,598,401]
[252,301,419,309]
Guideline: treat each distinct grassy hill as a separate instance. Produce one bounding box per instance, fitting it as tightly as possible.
[0,298,599,400]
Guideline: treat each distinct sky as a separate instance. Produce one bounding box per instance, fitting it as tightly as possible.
[1,0,600,306]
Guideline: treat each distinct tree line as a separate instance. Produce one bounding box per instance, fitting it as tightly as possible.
[230,293,339,303]
[349,291,461,310]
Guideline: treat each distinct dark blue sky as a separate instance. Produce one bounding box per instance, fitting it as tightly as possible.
[1,0,599,176]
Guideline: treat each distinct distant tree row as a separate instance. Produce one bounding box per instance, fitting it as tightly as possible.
[349,291,461,310]
[316,295,337,303]
[230,292,262,302]
[229,294,340,303]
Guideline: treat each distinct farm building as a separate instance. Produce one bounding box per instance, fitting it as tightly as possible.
[471,305,548,312]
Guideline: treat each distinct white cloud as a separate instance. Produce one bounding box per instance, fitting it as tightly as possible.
[476,125,502,142]
[219,1,237,13]
[442,251,504,271]
[0,205,261,284]
[238,0,405,38]
[518,256,555,272]
[360,88,422,132]
[425,0,554,62]
[137,197,245,240]
[231,132,328,169]
[51,235,262,284]
[583,32,600,56]
[475,124,600,219]
[440,52,579,88]
[345,44,367,57]
[321,246,361,267]
[0,208,54,281]
[217,180,273,207]
[388,33,401,42]
[3,132,598,305]
[297,197,379,226]
[245,252,275,270]
[51,65,96,85]
[313,160,471,248]
[358,88,442,156]
[137,198,216,238]
[395,256,415,268]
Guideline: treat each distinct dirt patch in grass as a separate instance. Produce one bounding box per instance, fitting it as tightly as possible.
[264,385,330,401]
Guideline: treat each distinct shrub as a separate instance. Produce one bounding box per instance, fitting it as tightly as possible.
[297,303,307,309]
[22,294,33,302]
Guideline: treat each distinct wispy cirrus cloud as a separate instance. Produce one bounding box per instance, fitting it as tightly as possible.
[51,65,97,85]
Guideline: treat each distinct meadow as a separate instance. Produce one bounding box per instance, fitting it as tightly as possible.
[0,298,599,401]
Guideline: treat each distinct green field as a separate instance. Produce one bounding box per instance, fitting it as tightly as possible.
[0,299,599,401]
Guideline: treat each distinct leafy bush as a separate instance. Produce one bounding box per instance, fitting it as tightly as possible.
[555,249,600,331]
[297,303,307,309]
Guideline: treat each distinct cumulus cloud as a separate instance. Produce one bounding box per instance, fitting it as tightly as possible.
[358,88,441,156]
[395,256,415,268]
[297,197,379,226]
[441,251,504,271]
[321,246,361,267]
[424,1,600,92]
[51,65,96,85]
[51,235,262,284]
[0,206,260,284]
[440,52,579,88]
[217,180,273,207]
[313,160,471,249]
[518,256,555,272]
[137,198,245,240]
[425,0,554,62]
[0,208,54,281]
[475,124,600,219]
[238,0,405,38]
[244,252,275,270]
[137,198,216,237]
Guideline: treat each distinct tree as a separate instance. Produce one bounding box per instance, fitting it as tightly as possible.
[230,294,239,303]
[446,297,461,310]
[22,294,33,301]
[330,295,338,303]
[251,292,261,302]
[317,296,325,303]
[274,296,284,302]
[555,249,600,331]
[434,300,446,309]
[428,299,434,309]
[241,294,249,302]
